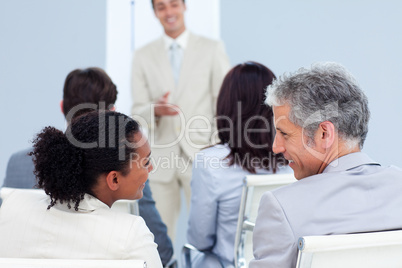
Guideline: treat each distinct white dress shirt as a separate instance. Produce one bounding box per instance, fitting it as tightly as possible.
[163,29,189,52]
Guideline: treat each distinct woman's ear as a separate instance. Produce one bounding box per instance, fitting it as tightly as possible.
[60,100,64,114]
[105,171,120,191]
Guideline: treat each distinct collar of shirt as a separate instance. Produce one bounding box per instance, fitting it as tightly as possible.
[53,193,109,213]
[78,194,110,212]
[323,152,380,174]
[163,29,189,51]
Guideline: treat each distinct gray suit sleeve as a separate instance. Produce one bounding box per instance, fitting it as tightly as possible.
[139,180,173,266]
[3,148,36,189]
[249,191,298,268]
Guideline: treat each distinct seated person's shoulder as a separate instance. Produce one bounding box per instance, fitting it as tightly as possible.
[8,147,33,163]
[0,188,48,212]
[195,144,230,160]
[4,147,36,188]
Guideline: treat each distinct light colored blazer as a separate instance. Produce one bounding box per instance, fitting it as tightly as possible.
[0,189,162,268]
[131,32,230,183]
[250,152,402,268]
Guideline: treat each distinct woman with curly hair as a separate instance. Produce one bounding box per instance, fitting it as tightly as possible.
[0,111,162,267]
[187,62,290,267]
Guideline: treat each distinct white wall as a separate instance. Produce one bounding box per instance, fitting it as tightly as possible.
[221,0,402,167]
[105,0,133,116]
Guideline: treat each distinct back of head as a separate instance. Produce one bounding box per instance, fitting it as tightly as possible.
[266,62,370,149]
[217,61,286,173]
[31,111,140,210]
[62,67,117,121]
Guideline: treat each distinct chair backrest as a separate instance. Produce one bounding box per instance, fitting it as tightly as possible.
[296,230,402,268]
[0,187,43,201]
[0,258,147,268]
[111,199,140,215]
[234,173,296,268]
[0,187,139,216]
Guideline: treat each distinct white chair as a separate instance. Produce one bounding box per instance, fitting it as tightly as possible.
[0,187,44,202]
[234,173,296,268]
[111,199,139,215]
[181,243,224,268]
[296,230,402,268]
[0,258,147,268]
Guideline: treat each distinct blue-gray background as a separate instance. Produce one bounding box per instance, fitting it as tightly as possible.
[221,0,402,170]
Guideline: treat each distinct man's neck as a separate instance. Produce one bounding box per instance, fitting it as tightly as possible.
[317,142,361,174]
[165,27,186,39]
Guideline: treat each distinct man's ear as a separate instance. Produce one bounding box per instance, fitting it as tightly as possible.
[60,100,64,114]
[318,121,336,149]
[105,171,120,191]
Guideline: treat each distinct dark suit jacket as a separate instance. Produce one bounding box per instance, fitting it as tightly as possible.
[2,147,173,265]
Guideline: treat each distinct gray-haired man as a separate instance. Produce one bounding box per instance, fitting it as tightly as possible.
[250,63,402,268]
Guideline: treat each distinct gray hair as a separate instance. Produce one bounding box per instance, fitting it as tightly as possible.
[266,62,370,149]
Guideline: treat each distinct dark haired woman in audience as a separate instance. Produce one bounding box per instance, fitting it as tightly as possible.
[0,111,162,268]
[187,62,289,267]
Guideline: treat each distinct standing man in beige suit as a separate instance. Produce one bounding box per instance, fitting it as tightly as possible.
[131,0,230,241]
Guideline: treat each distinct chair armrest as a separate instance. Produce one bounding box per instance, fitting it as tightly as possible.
[182,244,197,268]
[181,243,225,268]
[243,220,255,232]
[164,257,177,268]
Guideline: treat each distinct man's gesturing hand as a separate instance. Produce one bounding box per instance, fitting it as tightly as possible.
[154,92,179,116]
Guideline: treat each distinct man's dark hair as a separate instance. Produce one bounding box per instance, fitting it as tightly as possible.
[151,0,185,9]
[62,67,117,120]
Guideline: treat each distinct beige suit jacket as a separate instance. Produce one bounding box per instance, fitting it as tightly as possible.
[131,32,230,183]
[0,189,162,268]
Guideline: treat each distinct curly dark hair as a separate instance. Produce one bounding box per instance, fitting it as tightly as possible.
[30,111,140,211]
[217,61,287,173]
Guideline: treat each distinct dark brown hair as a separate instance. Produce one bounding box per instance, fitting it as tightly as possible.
[62,67,117,121]
[216,61,286,173]
[151,0,185,9]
